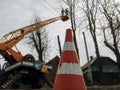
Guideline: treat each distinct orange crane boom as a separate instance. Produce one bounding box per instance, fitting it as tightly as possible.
[0,16,69,64]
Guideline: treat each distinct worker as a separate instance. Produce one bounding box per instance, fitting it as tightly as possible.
[61,8,65,16]
[65,8,69,16]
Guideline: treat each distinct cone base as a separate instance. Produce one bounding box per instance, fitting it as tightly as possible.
[53,74,87,90]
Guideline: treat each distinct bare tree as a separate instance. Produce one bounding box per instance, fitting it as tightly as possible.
[26,15,50,62]
[81,0,103,84]
[60,0,80,59]
[82,0,100,58]
[99,0,120,67]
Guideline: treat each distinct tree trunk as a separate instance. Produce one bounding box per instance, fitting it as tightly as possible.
[93,35,100,58]
[73,30,80,59]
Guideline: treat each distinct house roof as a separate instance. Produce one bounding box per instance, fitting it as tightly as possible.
[46,56,60,65]
[82,56,116,70]
[45,56,60,83]
[82,57,97,70]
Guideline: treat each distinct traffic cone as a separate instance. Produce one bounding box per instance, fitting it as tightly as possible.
[53,29,87,90]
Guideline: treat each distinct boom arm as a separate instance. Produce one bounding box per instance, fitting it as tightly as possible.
[0,16,69,50]
[0,16,69,64]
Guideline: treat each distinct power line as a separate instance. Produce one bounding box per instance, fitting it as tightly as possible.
[35,0,49,10]
[36,0,60,16]
[44,0,61,15]
[35,0,70,27]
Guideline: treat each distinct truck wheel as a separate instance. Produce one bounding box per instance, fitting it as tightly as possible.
[24,54,35,62]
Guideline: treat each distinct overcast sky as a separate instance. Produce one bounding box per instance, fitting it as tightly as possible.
[0,0,71,65]
[0,0,117,66]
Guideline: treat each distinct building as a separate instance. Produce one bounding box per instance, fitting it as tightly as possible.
[82,57,120,85]
[46,56,60,84]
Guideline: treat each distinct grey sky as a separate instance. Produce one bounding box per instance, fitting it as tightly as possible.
[0,0,117,66]
[0,0,71,65]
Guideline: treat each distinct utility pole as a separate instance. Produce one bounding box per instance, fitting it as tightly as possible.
[83,32,93,85]
[57,35,62,57]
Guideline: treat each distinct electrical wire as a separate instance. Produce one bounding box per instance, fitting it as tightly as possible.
[44,0,61,15]
[36,0,60,16]
[36,0,50,11]
[35,0,70,27]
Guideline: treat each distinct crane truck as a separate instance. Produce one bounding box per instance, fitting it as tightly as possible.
[0,15,69,89]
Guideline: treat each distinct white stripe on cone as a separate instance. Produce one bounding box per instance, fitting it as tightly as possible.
[63,42,76,51]
[57,63,83,75]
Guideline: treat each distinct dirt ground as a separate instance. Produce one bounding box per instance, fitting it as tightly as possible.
[40,85,120,90]
[87,85,120,90]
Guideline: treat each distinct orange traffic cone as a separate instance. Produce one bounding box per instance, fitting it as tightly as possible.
[53,29,87,90]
